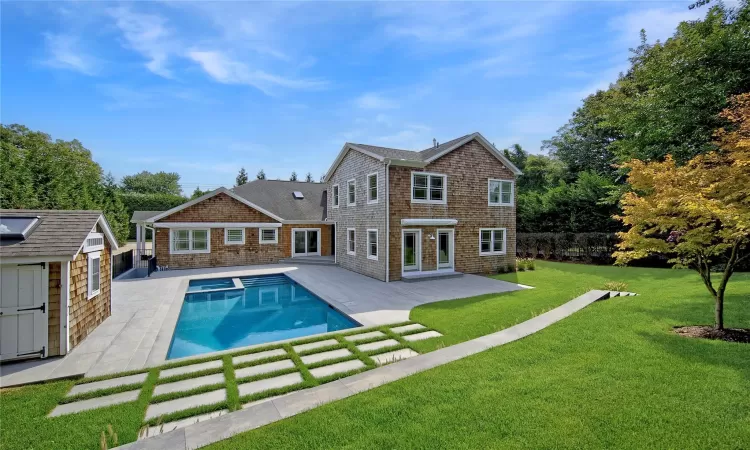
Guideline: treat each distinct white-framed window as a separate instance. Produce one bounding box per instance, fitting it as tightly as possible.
[479,228,506,255]
[87,251,101,299]
[367,172,378,204]
[332,184,339,208]
[347,228,356,255]
[367,229,378,260]
[170,229,210,254]
[488,179,514,206]
[347,179,356,206]
[259,228,278,244]
[411,172,447,204]
[224,228,245,245]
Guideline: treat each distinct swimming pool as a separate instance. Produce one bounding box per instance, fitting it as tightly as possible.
[167,274,359,359]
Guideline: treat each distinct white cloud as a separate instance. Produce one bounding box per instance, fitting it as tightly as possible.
[108,7,174,78]
[376,124,432,149]
[610,6,704,48]
[96,84,210,110]
[42,33,98,75]
[355,93,399,110]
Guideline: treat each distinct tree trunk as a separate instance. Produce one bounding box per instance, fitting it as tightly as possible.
[714,291,724,330]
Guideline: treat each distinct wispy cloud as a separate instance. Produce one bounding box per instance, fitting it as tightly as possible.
[609,6,704,48]
[96,84,210,110]
[108,7,175,78]
[42,33,98,75]
[355,93,399,110]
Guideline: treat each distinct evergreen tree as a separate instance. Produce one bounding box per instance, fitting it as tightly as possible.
[236,167,249,186]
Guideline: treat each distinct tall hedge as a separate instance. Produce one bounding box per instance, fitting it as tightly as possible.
[118,192,187,239]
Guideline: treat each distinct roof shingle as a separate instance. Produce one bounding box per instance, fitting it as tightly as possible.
[231,180,326,222]
[0,210,103,258]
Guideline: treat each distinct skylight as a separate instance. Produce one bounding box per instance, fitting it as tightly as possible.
[0,216,40,241]
[293,191,304,199]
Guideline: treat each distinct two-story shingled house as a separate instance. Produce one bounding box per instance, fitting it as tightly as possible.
[136,132,521,282]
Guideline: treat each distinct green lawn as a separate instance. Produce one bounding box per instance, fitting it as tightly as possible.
[206,262,750,449]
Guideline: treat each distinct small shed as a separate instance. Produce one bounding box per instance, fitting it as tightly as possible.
[0,210,118,361]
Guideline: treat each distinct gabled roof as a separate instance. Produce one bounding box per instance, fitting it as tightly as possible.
[131,210,164,223]
[0,209,119,258]
[324,132,522,181]
[232,180,327,222]
[147,187,286,223]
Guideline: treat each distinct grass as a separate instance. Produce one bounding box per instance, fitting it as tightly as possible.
[203,262,750,449]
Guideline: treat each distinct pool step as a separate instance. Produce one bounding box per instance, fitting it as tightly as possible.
[239,275,290,288]
[279,256,337,266]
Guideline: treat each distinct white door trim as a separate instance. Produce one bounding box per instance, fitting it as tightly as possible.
[401,229,422,274]
[291,228,322,257]
[436,229,455,270]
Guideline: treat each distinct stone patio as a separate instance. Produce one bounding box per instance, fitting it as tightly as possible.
[1,263,524,387]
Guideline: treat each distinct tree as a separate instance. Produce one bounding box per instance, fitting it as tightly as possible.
[614,93,750,330]
[305,172,313,182]
[256,169,266,180]
[503,144,528,172]
[289,171,298,181]
[235,167,249,186]
[121,171,181,196]
[191,186,209,199]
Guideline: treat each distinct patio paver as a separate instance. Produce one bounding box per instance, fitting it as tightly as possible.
[67,373,148,397]
[159,360,223,379]
[232,349,287,365]
[300,349,352,365]
[391,323,426,334]
[292,339,339,353]
[145,389,226,421]
[49,390,141,417]
[403,331,443,342]
[356,339,400,352]
[344,331,385,342]
[153,373,225,397]
[234,360,295,379]
[371,349,420,365]
[237,372,303,397]
[140,409,229,439]
[309,360,365,378]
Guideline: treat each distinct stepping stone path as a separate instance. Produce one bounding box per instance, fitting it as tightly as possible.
[153,373,225,397]
[238,372,303,397]
[309,360,365,378]
[371,349,419,365]
[344,331,385,342]
[233,349,287,365]
[159,360,223,379]
[67,373,147,397]
[293,339,338,353]
[357,339,400,352]
[234,360,295,379]
[391,323,426,334]
[403,331,443,342]
[145,389,226,421]
[50,390,140,417]
[140,409,229,439]
[300,348,352,365]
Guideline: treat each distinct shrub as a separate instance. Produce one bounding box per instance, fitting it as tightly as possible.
[603,281,628,292]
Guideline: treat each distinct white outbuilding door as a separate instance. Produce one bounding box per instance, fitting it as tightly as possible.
[0,264,48,361]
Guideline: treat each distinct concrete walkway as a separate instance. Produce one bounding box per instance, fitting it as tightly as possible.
[1,264,523,387]
[119,290,612,450]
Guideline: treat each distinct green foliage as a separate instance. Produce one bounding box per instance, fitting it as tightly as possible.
[517,232,619,263]
[191,187,209,199]
[121,171,181,196]
[0,124,129,243]
[235,168,248,186]
[305,172,314,182]
[118,192,186,239]
[256,169,266,180]
[289,171,298,181]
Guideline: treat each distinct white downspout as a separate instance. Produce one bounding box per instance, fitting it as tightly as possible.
[385,160,391,282]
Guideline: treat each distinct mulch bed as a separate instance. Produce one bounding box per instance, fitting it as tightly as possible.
[674,326,750,343]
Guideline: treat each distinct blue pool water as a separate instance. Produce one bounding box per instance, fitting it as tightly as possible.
[167,274,359,359]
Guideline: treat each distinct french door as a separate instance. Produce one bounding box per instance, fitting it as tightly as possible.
[402,230,421,273]
[437,229,454,269]
[292,229,320,256]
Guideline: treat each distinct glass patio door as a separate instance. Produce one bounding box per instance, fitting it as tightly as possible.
[402,230,421,272]
[437,230,453,269]
[293,229,319,256]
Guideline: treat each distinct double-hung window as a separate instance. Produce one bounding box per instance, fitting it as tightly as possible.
[87,252,101,299]
[332,184,339,208]
[224,228,245,245]
[411,172,447,204]
[259,228,278,244]
[367,173,378,204]
[367,229,378,260]
[488,179,514,206]
[347,179,356,206]
[171,229,210,254]
[479,228,506,255]
[347,228,356,255]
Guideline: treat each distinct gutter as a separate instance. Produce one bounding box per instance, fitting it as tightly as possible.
[385,160,391,283]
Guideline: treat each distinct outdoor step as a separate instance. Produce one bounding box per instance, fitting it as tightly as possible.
[139,409,229,440]
[49,390,141,417]
[401,271,463,282]
[371,349,420,365]
[309,360,365,378]
[278,257,337,266]
[403,331,443,342]
[153,373,225,397]
[293,339,339,353]
[300,349,352,365]
[390,323,426,334]
[145,389,226,421]
[344,331,385,342]
[356,339,400,352]
[159,360,223,379]
[237,372,303,397]
[232,348,287,365]
[67,373,148,397]
[234,360,296,379]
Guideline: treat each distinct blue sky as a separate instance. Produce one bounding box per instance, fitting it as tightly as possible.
[2,1,705,193]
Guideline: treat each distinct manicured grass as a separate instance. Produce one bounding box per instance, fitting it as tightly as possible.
[205,262,750,449]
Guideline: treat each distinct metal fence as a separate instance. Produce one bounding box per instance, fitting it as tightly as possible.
[112,250,134,278]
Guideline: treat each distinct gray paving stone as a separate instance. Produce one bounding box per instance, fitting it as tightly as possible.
[309,359,365,378]
[140,409,228,439]
[67,373,148,397]
[237,372,303,397]
[234,360,295,379]
[300,349,352,365]
[292,339,338,353]
[183,400,281,449]
[356,339,400,352]
[242,392,293,409]
[153,373,225,396]
[390,323,426,334]
[371,349,420,365]
[145,389,226,420]
[49,390,140,417]
[403,330,443,342]
[344,331,385,342]
[232,349,287,365]
[159,360,223,379]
